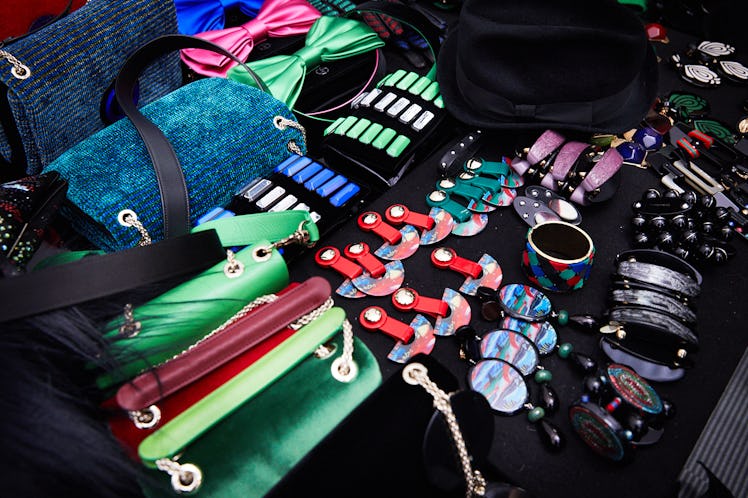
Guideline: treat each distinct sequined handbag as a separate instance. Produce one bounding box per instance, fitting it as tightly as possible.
[0,0,182,180]
[45,35,305,252]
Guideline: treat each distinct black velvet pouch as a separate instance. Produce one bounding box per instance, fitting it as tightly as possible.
[267,355,516,498]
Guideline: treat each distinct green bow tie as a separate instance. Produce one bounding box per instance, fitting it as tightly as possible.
[228,16,384,108]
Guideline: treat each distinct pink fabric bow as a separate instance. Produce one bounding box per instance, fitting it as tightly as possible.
[181,0,321,77]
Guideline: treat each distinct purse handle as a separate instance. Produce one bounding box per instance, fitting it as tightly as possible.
[0,229,226,323]
[113,34,269,240]
[0,210,319,323]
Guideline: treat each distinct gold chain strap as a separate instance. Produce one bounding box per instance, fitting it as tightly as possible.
[403,363,487,498]
[0,49,30,79]
[274,115,306,155]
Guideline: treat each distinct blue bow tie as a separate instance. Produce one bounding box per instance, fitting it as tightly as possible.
[175,0,265,35]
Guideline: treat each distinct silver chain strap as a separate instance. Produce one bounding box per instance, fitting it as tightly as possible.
[0,49,30,79]
[403,363,487,498]
[274,115,306,155]
[117,209,152,246]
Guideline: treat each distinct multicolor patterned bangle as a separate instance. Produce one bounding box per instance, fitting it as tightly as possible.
[521,220,595,292]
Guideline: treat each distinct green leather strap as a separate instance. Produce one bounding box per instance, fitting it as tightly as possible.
[139,306,347,465]
[98,240,289,389]
[193,211,320,247]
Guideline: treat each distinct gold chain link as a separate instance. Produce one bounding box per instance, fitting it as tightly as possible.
[403,363,487,497]
[0,49,30,79]
[274,116,307,155]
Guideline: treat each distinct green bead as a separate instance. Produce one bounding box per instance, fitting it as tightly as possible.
[534,369,553,384]
[527,406,545,423]
[558,342,574,359]
[557,309,569,326]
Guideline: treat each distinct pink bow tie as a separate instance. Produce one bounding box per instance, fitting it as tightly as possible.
[181,0,321,77]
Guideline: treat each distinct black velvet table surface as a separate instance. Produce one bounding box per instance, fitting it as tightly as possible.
[285,28,748,498]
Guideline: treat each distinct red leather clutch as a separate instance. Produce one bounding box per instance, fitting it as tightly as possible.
[107,276,332,457]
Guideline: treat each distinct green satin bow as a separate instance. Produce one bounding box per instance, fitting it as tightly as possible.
[227,16,384,108]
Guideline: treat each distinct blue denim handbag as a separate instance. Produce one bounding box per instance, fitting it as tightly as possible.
[45,35,305,252]
[0,0,182,179]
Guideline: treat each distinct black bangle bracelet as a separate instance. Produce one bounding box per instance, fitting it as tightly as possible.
[609,288,697,324]
[611,278,696,307]
[599,337,690,381]
[606,306,699,349]
[615,261,701,299]
[616,249,703,286]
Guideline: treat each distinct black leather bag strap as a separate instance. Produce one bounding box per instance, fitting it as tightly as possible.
[0,229,226,323]
[113,34,267,239]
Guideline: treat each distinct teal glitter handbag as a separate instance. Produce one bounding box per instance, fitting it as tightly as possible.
[45,36,305,252]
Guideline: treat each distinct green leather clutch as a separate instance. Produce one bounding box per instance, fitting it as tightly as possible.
[140,307,381,497]
[97,211,319,389]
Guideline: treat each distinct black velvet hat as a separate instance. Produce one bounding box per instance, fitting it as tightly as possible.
[436,0,659,133]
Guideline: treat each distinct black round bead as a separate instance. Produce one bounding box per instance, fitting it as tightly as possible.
[663,189,680,199]
[680,190,698,205]
[656,231,676,249]
[713,207,729,222]
[481,301,503,322]
[644,188,661,200]
[719,225,733,241]
[670,214,688,231]
[686,218,697,231]
[682,229,699,246]
[475,286,497,303]
[570,352,598,374]
[699,194,716,209]
[583,375,605,396]
[701,221,715,235]
[540,383,559,415]
[697,242,714,260]
[627,413,649,440]
[673,245,690,261]
[538,419,565,451]
[633,232,650,247]
[713,246,729,264]
[649,216,667,230]
[631,215,647,229]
